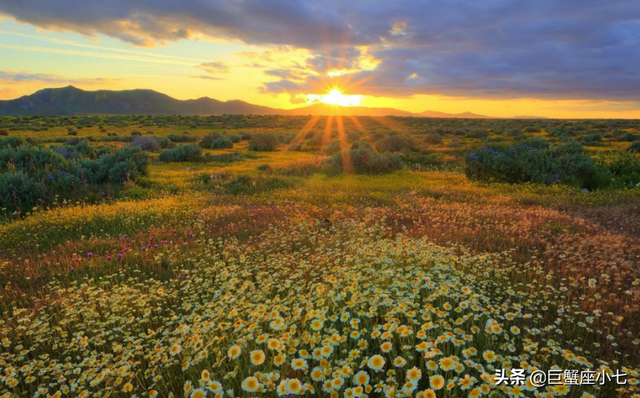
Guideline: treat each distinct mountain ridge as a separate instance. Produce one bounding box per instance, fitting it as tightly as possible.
[0,85,494,118]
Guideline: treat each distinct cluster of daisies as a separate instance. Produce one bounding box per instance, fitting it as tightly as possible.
[0,219,638,398]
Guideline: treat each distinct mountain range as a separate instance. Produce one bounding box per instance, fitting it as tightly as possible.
[0,86,491,118]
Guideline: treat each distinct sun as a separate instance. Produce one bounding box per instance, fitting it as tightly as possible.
[307,89,363,107]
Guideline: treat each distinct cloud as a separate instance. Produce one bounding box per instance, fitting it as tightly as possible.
[196,61,230,74]
[2,0,640,101]
[0,70,114,84]
[191,75,225,80]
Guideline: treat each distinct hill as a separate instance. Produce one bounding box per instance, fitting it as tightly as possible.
[0,86,490,117]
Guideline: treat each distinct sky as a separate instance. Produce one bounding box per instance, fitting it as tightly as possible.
[1,0,640,118]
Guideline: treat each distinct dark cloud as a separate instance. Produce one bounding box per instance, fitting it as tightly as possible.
[2,0,640,100]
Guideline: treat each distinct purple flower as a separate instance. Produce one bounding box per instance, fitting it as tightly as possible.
[118,253,122,260]
[87,252,93,259]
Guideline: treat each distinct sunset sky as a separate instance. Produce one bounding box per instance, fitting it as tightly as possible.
[1,1,639,118]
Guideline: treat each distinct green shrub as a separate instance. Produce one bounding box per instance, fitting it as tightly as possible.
[168,134,198,143]
[374,135,414,152]
[322,140,342,155]
[157,137,173,149]
[227,134,241,143]
[0,145,148,215]
[211,137,233,149]
[465,141,608,189]
[581,133,602,146]
[0,137,32,149]
[248,133,278,151]
[619,132,639,142]
[131,136,160,151]
[351,141,373,151]
[327,146,403,175]
[86,146,150,183]
[596,151,640,188]
[199,133,221,148]
[628,141,640,153]
[159,144,202,162]
[425,133,443,144]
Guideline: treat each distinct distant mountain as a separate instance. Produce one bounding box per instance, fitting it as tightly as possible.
[0,86,491,118]
[419,110,488,118]
[0,86,282,116]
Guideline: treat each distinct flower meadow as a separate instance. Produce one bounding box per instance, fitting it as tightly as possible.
[1,204,640,398]
[1,115,640,398]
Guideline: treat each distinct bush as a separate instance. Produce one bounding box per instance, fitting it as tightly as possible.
[581,133,602,146]
[0,137,32,149]
[425,133,443,145]
[322,140,342,155]
[248,133,278,151]
[596,151,640,187]
[157,137,174,149]
[159,144,202,162]
[211,137,233,149]
[86,146,150,183]
[618,132,639,142]
[227,134,241,143]
[465,142,609,189]
[628,141,640,153]
[199,133,221,148]
[168,134,198,143]
[374,135,414,153]
[327,146,403,175]
[131,136,160,151]
[351,141,373,151]
[0,129,8,136]
[0,145,149,215]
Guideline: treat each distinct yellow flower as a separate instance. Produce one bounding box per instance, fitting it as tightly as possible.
[242,376,260,392]
[191,389,206,398]
[429,375,445,390]
[228,345,241,359]
[368,355,385,371]
[250,350,266,365]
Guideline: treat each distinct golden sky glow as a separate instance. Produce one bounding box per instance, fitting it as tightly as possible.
[1,13,640,118]
[307,89,363,107]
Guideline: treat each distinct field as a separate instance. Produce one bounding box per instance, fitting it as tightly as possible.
[1,115,640,398]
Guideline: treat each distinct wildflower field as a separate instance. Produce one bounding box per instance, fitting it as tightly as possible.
[1,115,640,398]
